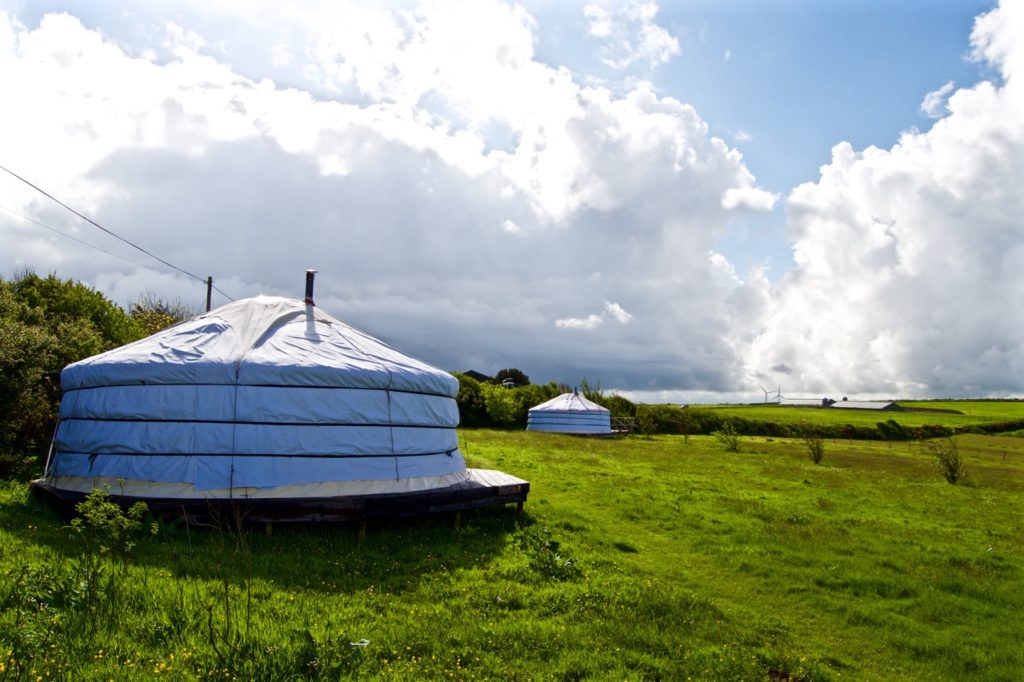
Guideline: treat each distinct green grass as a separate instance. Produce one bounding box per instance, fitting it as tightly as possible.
[2,430,1023,680]
[703,400,1024,429]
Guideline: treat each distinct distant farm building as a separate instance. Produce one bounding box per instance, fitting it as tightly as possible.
[778,397,903,411]
[829,400,901,411]
[780,397,831,407]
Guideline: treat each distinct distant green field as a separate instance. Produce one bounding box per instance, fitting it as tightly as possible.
[701,400,1024,430]
[2,430,1023,680]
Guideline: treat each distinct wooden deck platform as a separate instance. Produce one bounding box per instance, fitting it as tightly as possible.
[30,468,529,525]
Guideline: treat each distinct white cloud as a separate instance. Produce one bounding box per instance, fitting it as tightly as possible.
[721,185,777,212]
[555,300,632,330]
[556,314,604,330]
[0,3,768,393]
[583,5,613,38]
[583,1,679,70]
[162,21,205,53]
[270,41,293,67]
[743,0,1024,397]
[604,300,633,324]
[920,80,955,118]
[734,129,752,142]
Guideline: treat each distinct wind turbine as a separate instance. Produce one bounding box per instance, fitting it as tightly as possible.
[760,384,782,403]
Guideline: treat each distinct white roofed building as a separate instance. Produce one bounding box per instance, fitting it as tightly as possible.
[36,294,528,518]
[527,390,612,435]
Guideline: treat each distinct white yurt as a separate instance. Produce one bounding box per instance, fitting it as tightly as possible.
[38,289,527,514]
[526,390,612,435]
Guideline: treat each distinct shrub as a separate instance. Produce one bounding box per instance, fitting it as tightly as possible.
[68,489,156,633]
[803,430,826,464]
[920,437,966,484]
[1,272,148,477]
[877,419,910,441]
[129,292,197,336]
[452,373,488,427]
[713,421,741,452]
[481,382,522,428]
[632,406,653,439]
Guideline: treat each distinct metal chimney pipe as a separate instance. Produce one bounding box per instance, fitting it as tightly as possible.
[304,269,317,305]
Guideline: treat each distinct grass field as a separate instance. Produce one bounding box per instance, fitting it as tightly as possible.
[2,430,1023,680]
[701,400,1024,430]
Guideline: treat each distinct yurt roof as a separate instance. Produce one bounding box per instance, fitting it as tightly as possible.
[530,392,609,413]
[61,296,456,397]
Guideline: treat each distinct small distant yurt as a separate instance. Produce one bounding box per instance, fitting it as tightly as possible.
[37,285,527,518]
[527,389,612,435]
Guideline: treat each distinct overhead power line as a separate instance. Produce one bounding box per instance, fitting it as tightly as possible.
[0,162,234,302]
[0,204,156,271]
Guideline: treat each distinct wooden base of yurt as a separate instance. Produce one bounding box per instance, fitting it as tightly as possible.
[30,468,529,525]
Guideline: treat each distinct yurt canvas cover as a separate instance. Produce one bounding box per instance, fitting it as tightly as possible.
[527,391,611,434]
[45,296,468,499]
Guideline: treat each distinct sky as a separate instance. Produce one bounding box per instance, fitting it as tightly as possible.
[1,0,1022,403]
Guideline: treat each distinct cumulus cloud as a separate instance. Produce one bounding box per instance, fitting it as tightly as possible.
[556,313,604,330]
[0,2,769,393]
[743,0,1024,397]
[556,300,633,330]
[721,186,777,212]
[920,80,955,118]
[583,1,679,70]
[604,300,633,324]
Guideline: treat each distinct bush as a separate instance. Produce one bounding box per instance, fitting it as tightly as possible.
[129,292,197,336]
[920,437,966,484]
[0,272,147,478]
[480,382,523,428]
[877,419,910,441]
[457,380,561,429]
[452,373,488,427]
[802,430,825,464]
[713,421,741,452]
[635,406,657,439]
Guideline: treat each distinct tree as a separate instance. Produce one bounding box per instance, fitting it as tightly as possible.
[0,285,57,475]
[130,292,197,336]
[0,272,147,477]
[452,373,489,427]
[495,368,530,386]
